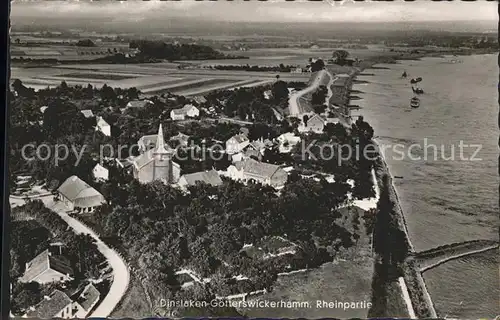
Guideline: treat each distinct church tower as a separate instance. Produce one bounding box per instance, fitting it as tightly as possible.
[152,124,174,183]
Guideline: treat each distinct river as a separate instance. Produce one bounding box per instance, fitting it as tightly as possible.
[352,54,499,318]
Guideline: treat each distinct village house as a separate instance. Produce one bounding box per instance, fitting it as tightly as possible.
[192,95,207,105]
[235,138,273,162]
[95,116,111,137]
[80,109,94,118]
[277,132,301,153]
[131,124,181,184]
[92,163,109,182]
[57,176,106,213]
[227,158,288,188]
[170,132,190,147]
[121,99,153,113]
[24,290,74,319]
[19,250,73,284]
[178,170,223,189]
[263,90,272,100]
[226,133,250,155]
[71,283,101,318]
[170,104,200,121]
[303,114,326,134]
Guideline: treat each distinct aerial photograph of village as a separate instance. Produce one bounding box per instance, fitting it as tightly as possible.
[6,0,499,319]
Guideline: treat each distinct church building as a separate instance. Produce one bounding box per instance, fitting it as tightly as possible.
[131,124,181,184]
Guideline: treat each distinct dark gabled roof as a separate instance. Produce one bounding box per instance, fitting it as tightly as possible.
[307,114,326,126]
[25,290,72,319]
[76,283,100,311]
[57,176,106,207]
[20,250,74,283]
[235,158,283,179]
[180,170,223,187]
[57,176,100,201]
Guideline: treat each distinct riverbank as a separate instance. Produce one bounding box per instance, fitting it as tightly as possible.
[347,51,498,318]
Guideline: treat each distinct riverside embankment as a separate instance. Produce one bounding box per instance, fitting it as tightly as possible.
[350,53,498,318]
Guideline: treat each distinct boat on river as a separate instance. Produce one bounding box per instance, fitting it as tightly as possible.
[410,96,420,108]
[410,77,423,84]
[412,85,424,94]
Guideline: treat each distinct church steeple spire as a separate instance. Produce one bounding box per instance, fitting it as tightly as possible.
[154,123,169,155]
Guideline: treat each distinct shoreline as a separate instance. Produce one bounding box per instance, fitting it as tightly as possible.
[346,51,498,318]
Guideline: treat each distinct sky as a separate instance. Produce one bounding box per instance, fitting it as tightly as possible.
[10,0,498,24]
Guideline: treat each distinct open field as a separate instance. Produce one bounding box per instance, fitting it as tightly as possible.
[240,257,373,318]
[11,54,312,96]
[58,72,137,80]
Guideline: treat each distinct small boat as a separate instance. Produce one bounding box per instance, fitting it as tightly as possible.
[410,77,422,84]
[412,86,424,94]
[394,176,404,179]
[401,71,407,78]
[410,97,420,108]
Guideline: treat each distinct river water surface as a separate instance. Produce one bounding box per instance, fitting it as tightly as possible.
[352,54,499,318]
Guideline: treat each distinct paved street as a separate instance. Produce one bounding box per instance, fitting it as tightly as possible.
[9,195,130,318]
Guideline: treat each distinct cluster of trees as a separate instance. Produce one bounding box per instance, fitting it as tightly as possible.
[310,58,325,72]
[311,85,328,114]
[205,80,294,124]
[85,170,355,300]
[287,116,376,200]
[332,50,351,66]
[129,40,247,61]
[210,64,299,72]
[75,39,96,47]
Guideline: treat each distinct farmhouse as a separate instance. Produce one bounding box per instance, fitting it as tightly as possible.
[178,170,223,188]
[80,109,94,118]
[57,176,106,213]
[170,104,200,121]
[72,283,101,318]
[92,163,109,181]
[227,158,288,188]
[24,290,74,319]
[19,249,74,284]
[95,116,111,137]
[226,133,250,155]
[131,124,181,184]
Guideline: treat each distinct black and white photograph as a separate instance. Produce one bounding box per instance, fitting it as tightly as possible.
[6,0,499,319]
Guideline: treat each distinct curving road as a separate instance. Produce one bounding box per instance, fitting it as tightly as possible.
[288,69,327,116]
[10,194,130,318]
